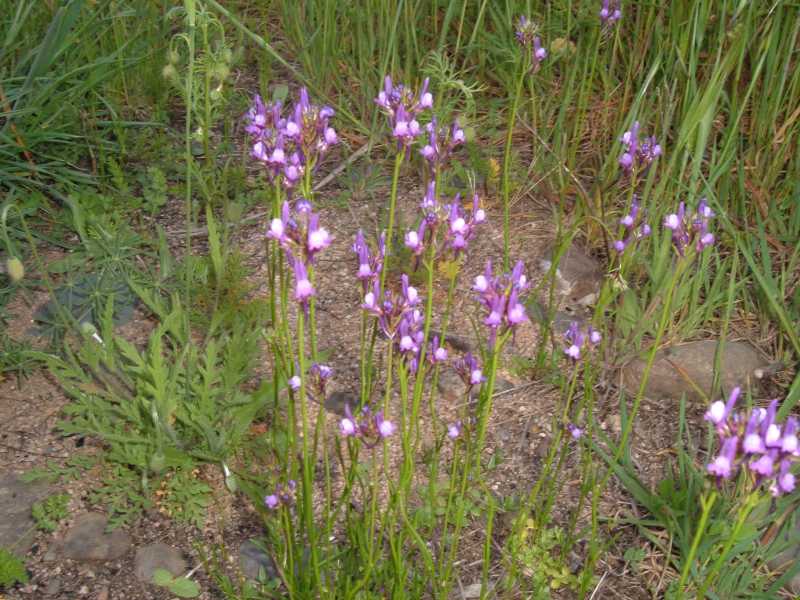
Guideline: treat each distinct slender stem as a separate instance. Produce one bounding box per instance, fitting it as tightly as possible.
[696,492,758,598]
[296,308,319,589]
[379,151,405,295]
[677,490,717,597]
[501,64,526,272]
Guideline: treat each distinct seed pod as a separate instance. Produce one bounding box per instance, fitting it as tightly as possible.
[5,257,24,282]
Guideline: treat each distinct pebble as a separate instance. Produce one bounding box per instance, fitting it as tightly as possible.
[0,474,52,554]
[134,542,187,583]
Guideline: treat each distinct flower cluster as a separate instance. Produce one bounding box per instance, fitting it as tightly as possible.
[307,363,333,401]
[264,480,297,510]
[613,196,651,253]
[618,121,661,174]
[663,198,715,256]
[352,230,385,291]
[705,387,797,497]
[453,352,486,388]
[421,117,465,175]
[375,76,433,148]
[404,191,486,262]
[599,0,622,26]
[339,404,396,444]
[363,274,420,334]
[473,260,529,347]
[563,321,602,361]
[515,16,547,70]
[267,199,333,306]
[246,89,337,188]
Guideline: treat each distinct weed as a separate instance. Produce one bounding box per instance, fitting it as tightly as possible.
[31,493,70,533]
[0,547,28,589]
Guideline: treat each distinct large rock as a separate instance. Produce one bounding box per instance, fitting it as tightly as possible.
[0,474,52,554]
[621,340,769,402]
[59,513,131,562]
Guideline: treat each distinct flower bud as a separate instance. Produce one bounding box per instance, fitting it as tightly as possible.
[5,257,24,282]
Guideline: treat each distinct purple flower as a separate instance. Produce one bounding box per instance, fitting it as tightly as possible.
[515,16,538,47]
[614,196,651,254]
[340,416,357,437]
[447,422,462,439]
[563,321,601,361]
[664,199,715,256]
[707,436,738,479]
[375,412,396,438]
[568,424,584,440]
[618,121,660,174]
[293,258,315,304]
[454,353,485,387]
[473,260,530,348]
[599,0,622,25]
[704,389,799,496]
[307,214,333,254]
[353,230,384,286]
[533,36,547,63]
[404,221,426,255]
[264,494,280,509]
[375,76,432,150]
[288,375,301,391]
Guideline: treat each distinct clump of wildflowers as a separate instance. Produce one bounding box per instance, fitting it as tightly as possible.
[264,480,297,510]
[663,198,715,256]
[374,76,433,149]
[246,89,337,189]
[454,352,486,388]
[267,199,333,307]
[352,230,385,290]
[402,191,486,264]
[705,387,798,497]
[563,321,602,361]
[421,117,465,175]
[338,404,396,445]
[599,0,622,26]
[473,260,530,348]
[613,196,651,253]
[618,121,661,174]
[515,16,547,70]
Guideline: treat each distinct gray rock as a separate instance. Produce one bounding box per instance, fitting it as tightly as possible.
[134,542,187,583]
[621,340,769,402]
[239,539,277,581]
[0,474,52,554]
[324,390,358,416]
[60,513,131,562]
[528,299,584,333]
[538,242,603,308]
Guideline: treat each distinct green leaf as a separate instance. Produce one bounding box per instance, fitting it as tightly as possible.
[169,577,201,598]
[152,568,175,586]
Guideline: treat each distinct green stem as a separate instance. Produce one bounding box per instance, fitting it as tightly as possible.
[380,151,405,295]
[696,492,759,598]
[677,490,717,597]
[501,63,526,272]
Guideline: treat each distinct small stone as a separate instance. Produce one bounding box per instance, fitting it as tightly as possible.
[460,582,483,599]
[437,368,469,404]
[43,579,61,596]
[621,340,769,403]
[134,542,187,583]
[60,513,131,562]
[0,474,52,554]
[324,390,358,417]
[96,587,109,600]
[239,539,277,581]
